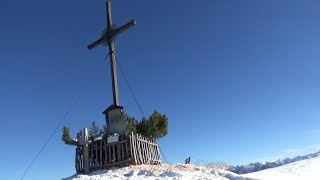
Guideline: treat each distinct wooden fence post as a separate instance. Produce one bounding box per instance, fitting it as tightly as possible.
[83,128,90,174]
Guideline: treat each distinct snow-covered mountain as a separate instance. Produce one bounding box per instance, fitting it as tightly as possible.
[229,150,320,174]
[244,155,320,180]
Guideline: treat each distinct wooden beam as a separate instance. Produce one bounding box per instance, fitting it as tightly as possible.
[108,145,111,164]
[121,142,124,161]
[100,140,103,166]
[106,1,112,30]
[113,20,136,37]
[104,141,107,164]
[108,41,119,105]
[87,37,104,50]
[112,144,116,163]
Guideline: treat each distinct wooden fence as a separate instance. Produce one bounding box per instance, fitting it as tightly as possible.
[129,133,161,165]
[75,132,161,173]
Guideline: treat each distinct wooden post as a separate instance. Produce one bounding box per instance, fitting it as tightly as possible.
[106,1,120,106]
[83,128,90,174]
[95,141,98,167]
[75,148,78,172]
[100,140,103,167]
[104,141,107,164]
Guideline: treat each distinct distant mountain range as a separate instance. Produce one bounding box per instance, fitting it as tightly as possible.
[228,150,320,174]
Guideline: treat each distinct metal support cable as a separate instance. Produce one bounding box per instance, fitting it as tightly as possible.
[159,143,169,164]
[19,75,93,180]
[113,53,170,165]
[20,94,81,180]
[114,54,146,118]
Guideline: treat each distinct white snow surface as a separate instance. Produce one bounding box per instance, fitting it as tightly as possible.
[63,156,320,180]
[243,156,320,180]
[62,164,253,180]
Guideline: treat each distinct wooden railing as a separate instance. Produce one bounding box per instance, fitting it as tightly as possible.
[75,132,161,174]
[129,133,161,165]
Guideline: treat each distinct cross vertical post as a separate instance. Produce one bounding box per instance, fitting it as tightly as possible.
[106,1,119,106]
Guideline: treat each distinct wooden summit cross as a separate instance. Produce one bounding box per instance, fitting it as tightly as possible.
[87,0,136,135]
[75,2,161,174]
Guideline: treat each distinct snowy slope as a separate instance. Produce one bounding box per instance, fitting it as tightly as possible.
[62,164,255,180]
[63,155,320,180]
[244,156,320,180]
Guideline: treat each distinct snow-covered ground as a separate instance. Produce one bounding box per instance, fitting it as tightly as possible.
[63,155,320,180]
[62,164,254,180]
[243,156,320,180]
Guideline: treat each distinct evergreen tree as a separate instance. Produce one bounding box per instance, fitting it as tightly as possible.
[62,126,78,146]
[89,121,100,139]
[102,125,108,139]
[148,111,168,139]
[121,111,138,134]
[136,117,151,137]
[62,126,72,143]
[135,111,168,139]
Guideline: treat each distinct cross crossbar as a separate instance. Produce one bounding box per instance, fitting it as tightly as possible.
[87,0,136,106]
[87,20,136,50]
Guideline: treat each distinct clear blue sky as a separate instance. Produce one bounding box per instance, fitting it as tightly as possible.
[1,0,320,179]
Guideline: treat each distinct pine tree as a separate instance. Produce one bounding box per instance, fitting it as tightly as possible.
[148,111,168,139]
[102,125,108,139]
[89,121,100,139]
[62,126,72,143]
[136,117,151,137]
[121,111,137,134]
[134,111,168,139]
[62,126,78,146]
